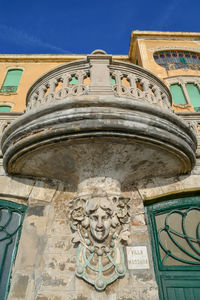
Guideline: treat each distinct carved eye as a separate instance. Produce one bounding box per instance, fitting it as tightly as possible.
[90,215,98,221]
[102,215,109,220]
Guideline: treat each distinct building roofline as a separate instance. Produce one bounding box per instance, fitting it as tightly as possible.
[129,30,200,61]
[0,54,129,63]
[131,30,200,38]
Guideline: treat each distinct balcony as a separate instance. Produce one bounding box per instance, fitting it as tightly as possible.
[1,50,197,190]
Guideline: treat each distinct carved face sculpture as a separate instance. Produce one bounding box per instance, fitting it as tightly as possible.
[89,207,111,242]
[85,196,112,243]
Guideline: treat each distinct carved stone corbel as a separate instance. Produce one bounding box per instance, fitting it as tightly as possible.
[69,193,130,290]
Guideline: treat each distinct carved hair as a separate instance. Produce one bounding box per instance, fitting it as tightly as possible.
[85,196,113,217]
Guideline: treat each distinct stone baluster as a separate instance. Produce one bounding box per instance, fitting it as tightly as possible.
[47,78,57,102]
[27,92,38,111]
[62,73,72,89]
[162,93,171,109]
[111,70,124,96]
[112,70,122,86]
[76,70,86,85]
[37,85,47,106]
[127,74,137,98]
[87,50,114,95]
[140,78,151,102]
[152,86,162,104]
[127,74,137,89]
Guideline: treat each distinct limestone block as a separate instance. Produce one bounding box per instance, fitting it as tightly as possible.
[29,180,57,204]
[0,175,34,198]
[8,274,29,299]
[139,174,200,200]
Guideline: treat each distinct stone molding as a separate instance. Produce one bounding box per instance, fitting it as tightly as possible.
[149,46,200,53]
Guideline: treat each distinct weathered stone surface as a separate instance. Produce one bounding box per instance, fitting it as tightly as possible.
[2,96,196,188]
[7,186,158,299]
[0,175,34,199]
[11,275,29,298]
[29,180,58,203]
[139,174,200,200]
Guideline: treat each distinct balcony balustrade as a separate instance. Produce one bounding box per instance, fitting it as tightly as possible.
[26,49,171,112]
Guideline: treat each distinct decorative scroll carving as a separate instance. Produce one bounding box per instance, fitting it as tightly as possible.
[26,70,90,111]
[69,194,130,290]
[111,71,171,110]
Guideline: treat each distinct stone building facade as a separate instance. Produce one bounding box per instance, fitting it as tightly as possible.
[0,31,199,300]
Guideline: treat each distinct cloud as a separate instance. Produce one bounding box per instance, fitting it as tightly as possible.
[0,24,71,53]
[150,1,180,29]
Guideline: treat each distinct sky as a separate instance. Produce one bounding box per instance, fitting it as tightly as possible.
[0,0,200,55]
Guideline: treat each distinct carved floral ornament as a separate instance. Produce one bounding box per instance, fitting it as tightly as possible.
[69,194,130,290]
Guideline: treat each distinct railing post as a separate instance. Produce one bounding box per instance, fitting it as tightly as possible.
[87,49,114,95]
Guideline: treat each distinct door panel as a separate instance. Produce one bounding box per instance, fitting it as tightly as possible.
[146,196,200,300]
[163,279,200,300]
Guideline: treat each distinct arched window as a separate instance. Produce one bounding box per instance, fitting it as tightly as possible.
[185,83,200,112]
[0,69,23,94]
[166,77,200,112]
[154,50,200,70]
[170,84,187,105]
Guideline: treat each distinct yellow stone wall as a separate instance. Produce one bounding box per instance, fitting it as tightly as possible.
[0,54,129,113]
[1,32,200,114]
[0,56,85,112]
[129,31,200,113]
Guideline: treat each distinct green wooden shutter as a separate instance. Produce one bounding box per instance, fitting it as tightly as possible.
[186,83,200,112]
[1,70,23,93]
[0,106,11,112]
[170,84,187,105]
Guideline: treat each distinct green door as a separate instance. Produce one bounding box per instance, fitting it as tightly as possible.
[146,196,200,300]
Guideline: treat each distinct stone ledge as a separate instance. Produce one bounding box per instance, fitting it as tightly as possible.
[139,174,200,201]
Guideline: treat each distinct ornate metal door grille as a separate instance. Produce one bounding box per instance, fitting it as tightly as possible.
[146,196,200,300]
[0,200,26,300]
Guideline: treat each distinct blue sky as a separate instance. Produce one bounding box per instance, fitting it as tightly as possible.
[0,0,199,55]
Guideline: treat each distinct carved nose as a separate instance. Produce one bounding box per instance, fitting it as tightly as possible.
[97,218,103,228]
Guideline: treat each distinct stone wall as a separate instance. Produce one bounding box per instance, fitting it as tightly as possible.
[2,175,158,300]
[2,167,200,300]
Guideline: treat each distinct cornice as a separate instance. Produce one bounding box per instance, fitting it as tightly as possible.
[149,46,200,53]
[0,54,129,63]
[131,30,200,39]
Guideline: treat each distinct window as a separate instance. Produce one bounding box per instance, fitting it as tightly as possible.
[0,200,26,300]
[153,50,200,70]
[185,83,200,112]
[167,77,200,112]
[0,69,23,94]
[0,106,11,112]
[170,84,187,105]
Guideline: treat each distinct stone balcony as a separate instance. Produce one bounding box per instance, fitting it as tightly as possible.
[1,50,197,190]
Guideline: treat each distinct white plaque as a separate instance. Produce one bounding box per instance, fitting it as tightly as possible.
[126,246,150,269]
